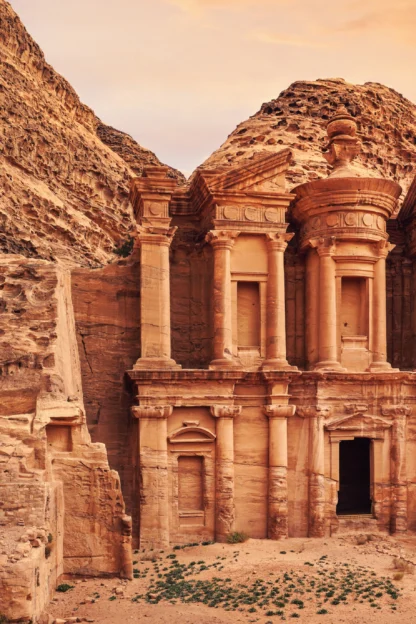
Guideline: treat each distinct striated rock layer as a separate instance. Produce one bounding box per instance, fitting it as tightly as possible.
[201,78,416,198]
[0,0,184,267]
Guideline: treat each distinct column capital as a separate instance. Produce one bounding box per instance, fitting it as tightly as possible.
[210,405,242,419]
[310,236,336,257]
[131,405,173,419]
[264,404,296,419]
[373,239,395,259]
[297,405,331,420]
[136,225,177,247]
[265,232,294,252]
[206,230,240,250]
[381,404,411,418]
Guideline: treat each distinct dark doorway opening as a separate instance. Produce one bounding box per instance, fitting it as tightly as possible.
[337,438,372,515]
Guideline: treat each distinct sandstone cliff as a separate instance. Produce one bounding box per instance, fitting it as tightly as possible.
[201,78,416,199]
[0,0,184,267]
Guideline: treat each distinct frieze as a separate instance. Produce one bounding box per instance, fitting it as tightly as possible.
[216,204,286,225]
[301,211,386,237]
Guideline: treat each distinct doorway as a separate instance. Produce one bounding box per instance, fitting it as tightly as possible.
[336,438,372,515]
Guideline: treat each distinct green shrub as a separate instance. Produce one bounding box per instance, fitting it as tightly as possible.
[113,236,134,258]
[56,583,74,593]
[226,532,248,544]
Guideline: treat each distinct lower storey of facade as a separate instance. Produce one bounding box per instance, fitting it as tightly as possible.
[127,369,416,548]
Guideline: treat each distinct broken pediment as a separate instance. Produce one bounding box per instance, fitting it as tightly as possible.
[202,149,292,195]
[325,412,392,433]
[168,425,216,444]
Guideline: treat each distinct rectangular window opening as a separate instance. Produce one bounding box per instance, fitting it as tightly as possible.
[341,277,368,337]
[178,456,204,512]
[237,281,260,347]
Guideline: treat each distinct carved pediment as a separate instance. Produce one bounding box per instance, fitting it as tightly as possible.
[204,149,292,194]
[168,425,216,444]
[325,412,392,432]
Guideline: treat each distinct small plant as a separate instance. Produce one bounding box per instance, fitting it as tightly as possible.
[317,608,328,614]
[45,545,52,559]
[226,531,248,544]
[0,615,10,624]
[393,557,414,574]
[56,583,74,593]
[109,596,117,601]
[48,533,53,543]
[113,236,134,258]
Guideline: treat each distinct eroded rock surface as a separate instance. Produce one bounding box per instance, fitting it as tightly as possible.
[201,78,416,198]
[0,0,184,267]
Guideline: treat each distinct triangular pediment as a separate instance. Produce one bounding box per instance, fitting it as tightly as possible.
[202,149,292,194]
[326,413,392,432]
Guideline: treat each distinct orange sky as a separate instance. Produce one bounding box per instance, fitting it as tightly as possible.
[10,0,416,176]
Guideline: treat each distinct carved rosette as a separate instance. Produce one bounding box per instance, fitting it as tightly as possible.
[131,405,173,419]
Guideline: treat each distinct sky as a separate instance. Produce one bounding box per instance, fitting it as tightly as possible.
[9,0,416,177]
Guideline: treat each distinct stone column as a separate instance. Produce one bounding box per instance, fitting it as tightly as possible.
[312,238,344,371]
[206,231,241,368]
[369,241,395,371]
[305,248,319,369]
[134,229,179,369]
[264,404,296,538]
[210,405,241,541]
[262,233,296,370]
[299,406,329,537]
[132,405,172,548]
[383,405,410,533]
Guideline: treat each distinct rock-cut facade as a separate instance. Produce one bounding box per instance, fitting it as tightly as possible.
[126,107,416,547]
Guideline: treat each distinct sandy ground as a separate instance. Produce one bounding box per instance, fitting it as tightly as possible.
[47,534,416,624]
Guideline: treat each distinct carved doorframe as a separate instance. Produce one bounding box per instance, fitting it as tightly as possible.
[325,407,392,520]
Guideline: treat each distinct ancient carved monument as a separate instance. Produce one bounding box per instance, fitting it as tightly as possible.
[127,106,416,551]
[1,1,416,621]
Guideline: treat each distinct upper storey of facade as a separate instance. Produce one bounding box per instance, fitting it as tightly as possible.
[128,107,416,374]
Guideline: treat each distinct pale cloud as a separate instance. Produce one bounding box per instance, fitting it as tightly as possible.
[252,31,327,48]
[168,0,280,12]
[336,0,416,45]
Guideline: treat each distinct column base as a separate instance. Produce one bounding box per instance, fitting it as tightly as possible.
[209,358,243,370]
[313,360,346,372]
[262,358,298,372]
[367,361,398,372]
[133,357,181,370]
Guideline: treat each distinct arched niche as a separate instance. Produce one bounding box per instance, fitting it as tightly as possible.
[168,426,216,444]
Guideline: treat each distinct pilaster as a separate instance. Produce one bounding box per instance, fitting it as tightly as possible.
[132,405,173,548]
[210,404,241,540]
[262,233,297,371]
[298,405,330,537]
[130,167,181,370]
[206,231,242,369]
[382,404,411,533]
[263,404,296,538]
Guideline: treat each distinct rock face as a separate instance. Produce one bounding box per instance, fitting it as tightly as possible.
[0,257,132,622]
[201,78,416,198]
[0,0,184,267]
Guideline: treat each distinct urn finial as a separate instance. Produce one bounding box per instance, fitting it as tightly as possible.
[324,105,361,177]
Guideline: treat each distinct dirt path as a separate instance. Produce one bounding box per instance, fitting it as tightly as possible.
[47,534,416,624]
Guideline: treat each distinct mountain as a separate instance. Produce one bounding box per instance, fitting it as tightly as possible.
[0,0,184,267]
[200,78,416,200]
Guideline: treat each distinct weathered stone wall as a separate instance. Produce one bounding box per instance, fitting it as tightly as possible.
[0,256,131,622]
[71,259,141,534]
